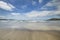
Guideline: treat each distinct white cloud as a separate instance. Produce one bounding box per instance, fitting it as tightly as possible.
[39,0,42,3]
[32,1,37,5]
[0,16,5,19]
[7,13,27,20]
[21,5,27,9]
[49,11,60,15]
[1,11,59,20]
[10,13,22,19]
[53,11,60,14]
[3,11,51,20]
[8,3,15,8]
[25,11,51,18]
[41,1,54,10]
[11,13,20,16]
[41,0,60,10]
[0,1,15,11]
[7,11,50,20]
[51,0,60,10]
[5,11,51,20]
[32,0,42,5]
[57,5,60,10]
[45,2,53,6]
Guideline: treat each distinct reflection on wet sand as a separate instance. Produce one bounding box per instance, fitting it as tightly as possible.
[0,21,60,40]
[0,21,60,30]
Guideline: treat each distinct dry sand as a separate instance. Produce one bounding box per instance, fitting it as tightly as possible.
[0,29,60,40]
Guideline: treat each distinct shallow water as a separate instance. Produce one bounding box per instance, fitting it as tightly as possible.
[0,20,60,30]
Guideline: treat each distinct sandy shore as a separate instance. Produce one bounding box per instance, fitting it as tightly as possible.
[0,29,60,40]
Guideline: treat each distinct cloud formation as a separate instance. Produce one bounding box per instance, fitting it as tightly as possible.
[39,0,42,3]
[0,0,60,20]
[0,11,60,20]
[0,1,15,11]
[25,11,51,18]
[11,13,20,16]
[5,13,27,20]
[0,15,5,19]
[49,11,60,15]
[32,1,37,5]
[41,0,60,10]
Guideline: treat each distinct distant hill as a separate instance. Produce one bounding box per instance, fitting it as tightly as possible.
[0,19,14,21]
[47,18,60,21]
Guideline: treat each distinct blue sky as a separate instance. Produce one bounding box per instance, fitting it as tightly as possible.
[0,0,60,20]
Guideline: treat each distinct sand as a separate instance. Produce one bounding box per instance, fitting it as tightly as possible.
[0,29,60,40]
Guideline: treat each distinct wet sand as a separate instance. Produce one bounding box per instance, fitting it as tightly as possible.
[0,29,60,40]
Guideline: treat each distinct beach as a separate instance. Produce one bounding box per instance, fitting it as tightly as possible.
[0,29,60,40]
[0,21,60,40]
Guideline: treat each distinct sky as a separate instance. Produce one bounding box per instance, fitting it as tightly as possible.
[0,0,60,20]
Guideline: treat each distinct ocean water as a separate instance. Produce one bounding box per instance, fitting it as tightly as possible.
[0,20,60,30]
